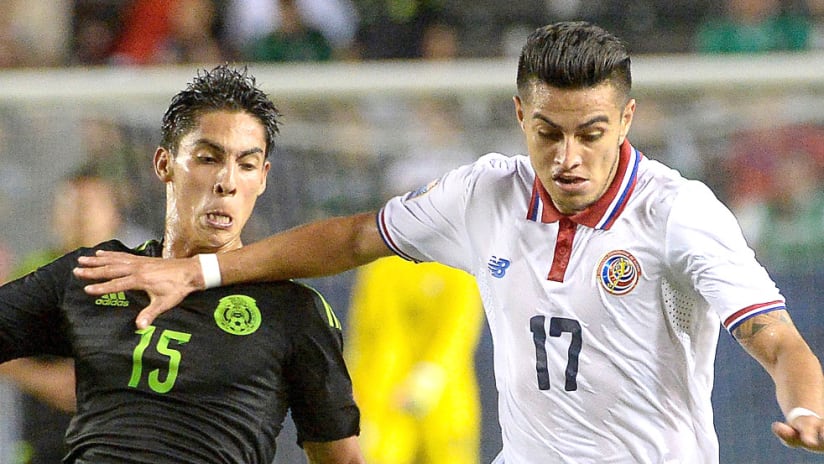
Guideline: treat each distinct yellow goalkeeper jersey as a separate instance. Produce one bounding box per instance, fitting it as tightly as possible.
[345,257,484,464]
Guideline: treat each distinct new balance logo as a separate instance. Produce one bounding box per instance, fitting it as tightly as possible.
[95,292,130,307]
[488,256,511,278]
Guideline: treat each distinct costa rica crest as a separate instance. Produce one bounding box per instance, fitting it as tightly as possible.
[597,250,641,295]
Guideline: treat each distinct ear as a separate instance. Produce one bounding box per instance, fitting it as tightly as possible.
[513,95,526,130]
[618,98,636,145]
[258,160,271,196]
[154,147,173,182]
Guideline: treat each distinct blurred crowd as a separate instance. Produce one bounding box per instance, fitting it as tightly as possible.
[1,0,824,69]
[0,0,822,274]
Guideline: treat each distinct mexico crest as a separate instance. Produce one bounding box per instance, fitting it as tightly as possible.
[214,295,262,336]
[597,250,641,295]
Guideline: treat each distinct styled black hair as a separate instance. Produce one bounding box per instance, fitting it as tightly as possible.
[516,21,631,101]
[160,64,281,157]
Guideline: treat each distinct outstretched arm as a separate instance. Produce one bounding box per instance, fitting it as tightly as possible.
[74,212,392,328]
[733,310,824,453]
[0,357,76,413]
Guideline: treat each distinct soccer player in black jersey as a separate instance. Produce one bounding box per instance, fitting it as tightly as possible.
[0,65,364,464]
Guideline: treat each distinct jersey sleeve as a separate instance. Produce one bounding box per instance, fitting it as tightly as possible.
[285,285,360,444]
[664,181,785,334]
[0,251,75,361]
[378,154,506,273]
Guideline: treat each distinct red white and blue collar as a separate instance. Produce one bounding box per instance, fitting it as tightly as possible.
[527,140,642,230]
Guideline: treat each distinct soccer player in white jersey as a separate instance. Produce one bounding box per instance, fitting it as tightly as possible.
[76,21,824,462]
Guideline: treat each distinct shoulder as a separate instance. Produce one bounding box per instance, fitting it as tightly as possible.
[400,153,531,205]
[623,158,734,234]
[473,152,532,176]
[220,281,340,330]
[635,158,719,207]
[73,239,157,257]
[636,161,743,242]
[458,152,534,194]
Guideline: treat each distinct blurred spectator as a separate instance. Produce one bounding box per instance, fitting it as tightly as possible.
[69,0,126,66]
[225,0,358,60]
[78,117,164,237]
[242,0,334,62]
[0,167,149,464]
[0,0,71,68]
[807,0,824,47]
[695,0,812,53]
[109,0,226,65]
[352,0,448,59]
[419,20,459,60]
[724,125,824,272]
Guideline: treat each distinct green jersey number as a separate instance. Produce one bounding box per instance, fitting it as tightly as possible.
[129,326,191,393]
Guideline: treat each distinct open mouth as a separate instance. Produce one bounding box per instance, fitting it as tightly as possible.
[555,176,582,185]
[206,212,233,228]
[553,174,587,187]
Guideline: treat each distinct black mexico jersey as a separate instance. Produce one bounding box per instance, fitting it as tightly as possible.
[0,240,359,464]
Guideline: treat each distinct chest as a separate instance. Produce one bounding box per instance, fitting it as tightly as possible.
[63,287,290,396]
[475,214,669,331]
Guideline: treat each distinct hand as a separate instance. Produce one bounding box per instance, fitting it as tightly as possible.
[772,415,824,453]
[73,251,203,329]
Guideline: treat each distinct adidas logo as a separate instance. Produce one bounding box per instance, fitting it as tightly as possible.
[95,292,130,307]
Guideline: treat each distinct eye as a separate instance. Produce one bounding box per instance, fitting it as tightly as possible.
[197,153,217,163]
[579,131,604,143]
[537,130,563,142]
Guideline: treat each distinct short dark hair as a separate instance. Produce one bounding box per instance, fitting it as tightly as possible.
[160,65,281,157]
[516,21,631,102]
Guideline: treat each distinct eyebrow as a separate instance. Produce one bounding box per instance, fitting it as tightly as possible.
[192,138,265,158]
[533,114,610,130]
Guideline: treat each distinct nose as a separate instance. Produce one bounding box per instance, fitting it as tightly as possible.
[213,163,237,196]
[554,138,581,169]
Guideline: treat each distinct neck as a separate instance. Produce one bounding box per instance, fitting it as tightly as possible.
[161,228,242,259]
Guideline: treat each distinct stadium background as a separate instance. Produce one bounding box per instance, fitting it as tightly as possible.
[0,1,824,463]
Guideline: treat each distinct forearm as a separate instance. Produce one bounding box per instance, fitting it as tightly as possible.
[218,212,390,285]
[0,358,76,413]
[735,311,824,416]
[303,437,365,464]
[771,345,824,416]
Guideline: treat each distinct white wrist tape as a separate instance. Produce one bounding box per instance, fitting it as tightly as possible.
[198,253,222,289]
[786,407,822,424]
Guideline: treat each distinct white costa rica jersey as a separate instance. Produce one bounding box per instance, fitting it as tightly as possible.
[377,141,785,463]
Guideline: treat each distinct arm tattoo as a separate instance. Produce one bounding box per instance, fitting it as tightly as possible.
[733,311,793,349]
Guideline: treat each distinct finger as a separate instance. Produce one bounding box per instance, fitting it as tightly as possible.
[136,302,172,330]
[82,276,136,296]
[73,263,134,281]
[772,421,801,448]
[77,251,136,266]
[95,250,139,260]
[798,425,824,451]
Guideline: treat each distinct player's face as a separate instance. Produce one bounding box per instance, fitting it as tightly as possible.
[515,81,634,215]
[156,110,270,256]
